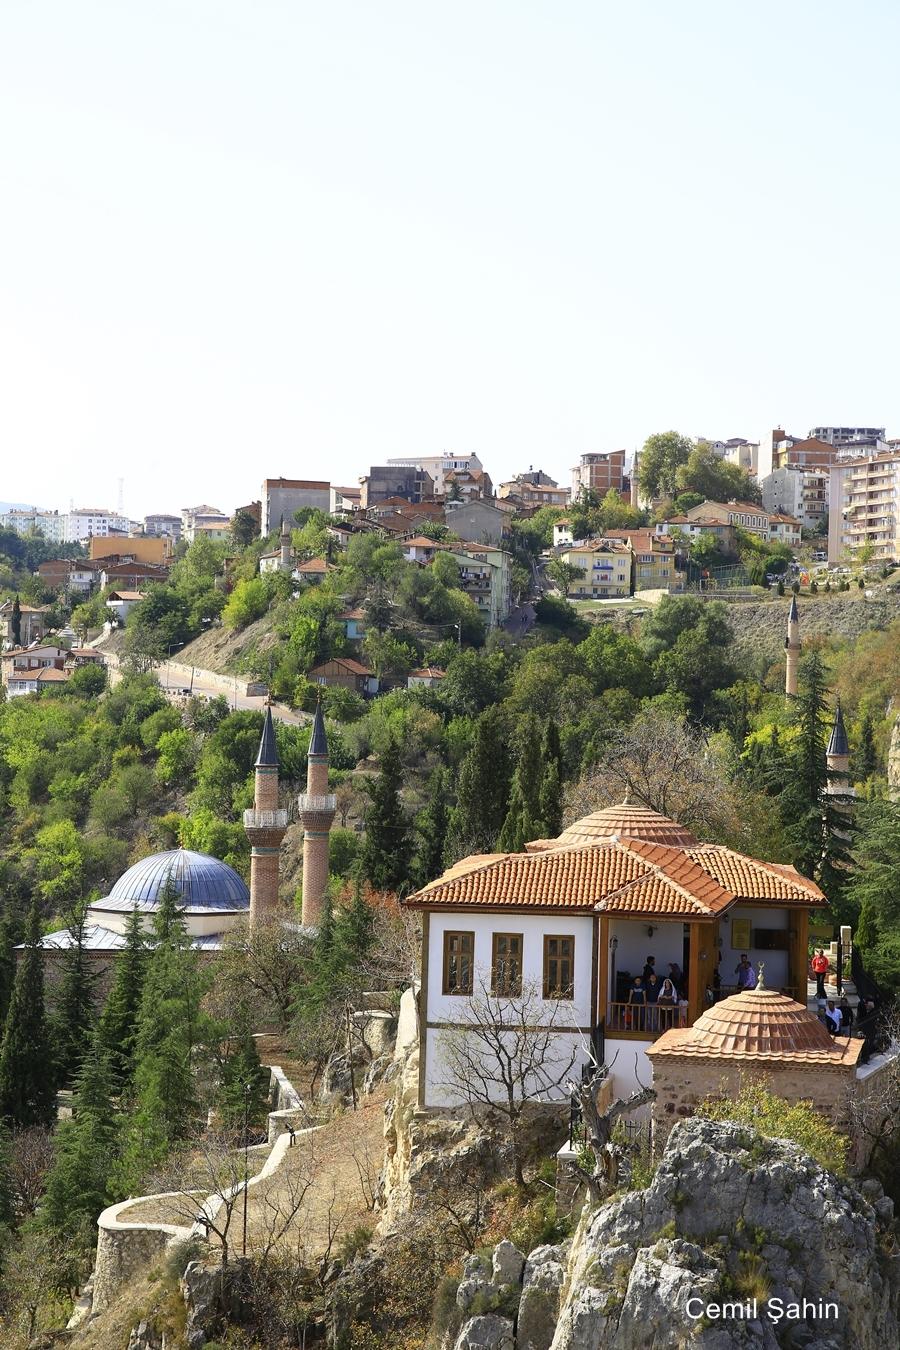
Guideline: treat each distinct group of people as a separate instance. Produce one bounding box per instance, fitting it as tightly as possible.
[822,997,854,1036]
[624,957,687,1030]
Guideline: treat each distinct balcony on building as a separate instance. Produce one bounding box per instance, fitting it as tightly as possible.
[243,807,291,830]
[298,793,337,814]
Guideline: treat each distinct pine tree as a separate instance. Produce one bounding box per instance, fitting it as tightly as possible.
[42,1045,118,1241]
[217,1025,269,1135]
[51,903,98,1087]
[854,711,878,780]
[446,707,512,858]
[538,720,564,839]
[95,907,147,1093]
[0,1122,14,1238]
[361,739,412,892]
[0,904,21,1031]
[498,715,545,852]
[852,800,900,990]
[0,905,56,1129]
[779,654,830,878]
[413,766,449,887]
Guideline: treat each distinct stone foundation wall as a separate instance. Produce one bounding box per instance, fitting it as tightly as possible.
[93,1198,192,1315]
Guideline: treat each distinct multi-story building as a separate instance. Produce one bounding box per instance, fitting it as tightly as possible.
[36,559,98,595]
[181,505,231,543]
[811,425,885,449]
[443,468,493,500]
[88,535,173,565]
[684,500,801,548]
[654,516,739,554]
[65,509,131,543]
[0,602,51,647]
[144,513,183,540]
[603,530,681,591]
[330,485,362,514]
[559,540,633,598]
[0,508,67,542]
[703,438,760,475]
[771,435,837,473]
[445,545,512,627]
[828,452,900,565]
[497,480,569,509]
[761,467,829,531]
[571,450,628,500]
[261,479,331,534]
[444,499,507,546]
[386,452,483,496]
[359,466,434,510]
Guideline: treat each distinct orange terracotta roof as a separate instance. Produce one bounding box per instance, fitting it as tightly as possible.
[34,668,70,683]
[410,843,651,911]
[296,557,334,573]
[409,667,446,679]
[647,984,863,1066]
[551,805,699,850]
[683,846,823,905]
[404,536,441,548]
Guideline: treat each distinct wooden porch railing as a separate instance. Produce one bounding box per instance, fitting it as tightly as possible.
[606,1001,687,1036]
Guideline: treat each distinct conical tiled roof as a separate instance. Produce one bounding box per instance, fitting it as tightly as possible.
[255,705,278,767]
[553,803,698,849]
[309,699,328,757]
[827,700,850,758]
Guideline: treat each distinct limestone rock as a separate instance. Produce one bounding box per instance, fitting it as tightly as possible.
[518,1244,568,1350]
[454,1313,516,1350]
[889,715,900,799]
[492,1240,525,1287]
[126,1322,165,1350]
[180,1261,224,1349]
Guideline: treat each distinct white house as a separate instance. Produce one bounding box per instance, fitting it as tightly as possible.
[106,591,146,625]
[404,803,822,1107]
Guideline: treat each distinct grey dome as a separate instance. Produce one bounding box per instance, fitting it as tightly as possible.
[101,848,250,913]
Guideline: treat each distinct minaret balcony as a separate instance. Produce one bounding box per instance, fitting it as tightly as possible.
[298,793,337,814]
[243,808,291,830]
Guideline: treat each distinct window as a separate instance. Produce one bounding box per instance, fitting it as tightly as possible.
[543,935,575,999]
[491,933,523,996]
[443,931,474,995]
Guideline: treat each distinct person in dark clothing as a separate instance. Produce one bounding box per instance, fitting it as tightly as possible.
[627,976,647,1031]
[642,956,656,983]
[838,998,853,1035]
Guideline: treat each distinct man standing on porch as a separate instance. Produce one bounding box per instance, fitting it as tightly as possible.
[735,954,756,989]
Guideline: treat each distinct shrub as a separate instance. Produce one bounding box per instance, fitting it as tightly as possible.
[698,1080,848,1175]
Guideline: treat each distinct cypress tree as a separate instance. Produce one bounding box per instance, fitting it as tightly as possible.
[852,800,900,990]
[0,1123,13,1238]
[42,1045,118,1241]
[539,719,564,839]
[0,905,56,1129]
[95,907,147,1092]
[854,711,878,780]
[446,707,512,858]
[498,714,545,853]
[361,739,412,892]
[413,766,449,886]
[0,904,21,1031]
[51,903,98,1087]
[10,595,21,647]
[779,654,830,878]
[217,1025,270,1135]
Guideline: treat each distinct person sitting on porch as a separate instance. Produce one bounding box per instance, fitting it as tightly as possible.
[627,976,647,1030]
[735,954,756,990]
[824,1000,841,1035]
[657,977,678,1028]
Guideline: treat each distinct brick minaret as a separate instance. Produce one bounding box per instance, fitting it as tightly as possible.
[280,515,292,574]
[299,700,335,927]
[785,594,801,699]
[244,705,288,927]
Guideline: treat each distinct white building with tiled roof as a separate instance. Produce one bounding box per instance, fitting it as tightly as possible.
[404,803,824,1107]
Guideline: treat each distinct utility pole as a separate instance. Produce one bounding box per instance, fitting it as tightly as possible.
[242,1081,251,1258]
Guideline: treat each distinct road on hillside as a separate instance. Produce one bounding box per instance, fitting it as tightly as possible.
[161,670,307,725]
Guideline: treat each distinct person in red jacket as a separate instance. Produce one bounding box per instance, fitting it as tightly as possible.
[811,949,829,1001]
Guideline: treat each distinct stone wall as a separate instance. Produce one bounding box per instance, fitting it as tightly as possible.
[92,1196,192,1315]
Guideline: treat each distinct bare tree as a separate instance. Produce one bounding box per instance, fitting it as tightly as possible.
[566,1056,655,1204]
[441,980,579,1189]
[566,709,732,835]
[847,1003,900,1171]
[148,1130,256,1268]
[213,917,315,1031]
[9,1126,54,1220]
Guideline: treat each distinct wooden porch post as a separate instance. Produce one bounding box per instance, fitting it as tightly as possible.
[788,909,809,1001]
[598,914,609,1026]
[687,921,717,1025]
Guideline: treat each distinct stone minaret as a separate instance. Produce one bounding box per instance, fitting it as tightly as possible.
[299,701,335,927]
[280,516,292,574]
[825,700,854,810]
[244,705,288,927]
[785,594,801,699]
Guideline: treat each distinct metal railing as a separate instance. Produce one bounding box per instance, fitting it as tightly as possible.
[298,793,337,813]
[243,808,290,829]
[606,1001,685,1036]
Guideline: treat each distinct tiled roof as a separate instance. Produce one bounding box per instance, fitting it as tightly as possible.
[312,658,374,677]
[410,667,446,679]
[647,984,863,1066]
[34,668,70,682]
[407,806,824,916]
[296,557,333,573]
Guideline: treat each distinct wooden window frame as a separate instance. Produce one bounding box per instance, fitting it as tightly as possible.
[442,930,475,996]
[543,934,575,1000]
[491,932,523,998]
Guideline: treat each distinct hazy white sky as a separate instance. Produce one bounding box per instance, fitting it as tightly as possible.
[2,1,899,518]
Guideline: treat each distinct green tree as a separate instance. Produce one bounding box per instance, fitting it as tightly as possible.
[361,740,412,892]
[41,1045,118,1242]
[51,904,97,1087]
[229,508,259,550]
[446,707,512,858]
[674,441,761,505]
[0,905,21,1030]
[413,765,450,887]
[637,431,694,500]
[854,711,878,780]
[852,800,900,990]
[95,907,147,1091]
[0,906,56,1129]
[498,714,545,851]
[547,558,583,598]
[217,1024,269,1134]
[10,595,21,646]
[538,720,564,838]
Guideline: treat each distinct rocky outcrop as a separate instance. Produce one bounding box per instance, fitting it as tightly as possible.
[440,1118,900,1349]
[889,715,900,800]
[549,1117,900,1350]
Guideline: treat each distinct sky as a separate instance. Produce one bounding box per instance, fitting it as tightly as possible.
[2,1,900,519]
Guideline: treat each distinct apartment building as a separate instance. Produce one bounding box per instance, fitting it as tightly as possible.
[261,479,331,534]
[66,509,131,542]
[828,452,900,565]
[497,480,569,509]
[704,438,760,475]
[684,499,801,547]
[0,508,67,542]
[603,530,681,591]
[386,452,483,496]
[359,467,434,510]
[571,450,628,499]
[144,513,183,540]
[761,467,828,531]
[182,505,231,543]
[811,425,885,449]
[559,540,633,598]
[445,545,512,627]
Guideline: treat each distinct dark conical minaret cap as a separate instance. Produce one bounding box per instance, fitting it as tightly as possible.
[309,696,329,757]
[827,699,850,758]
[788,593,799,623]
[255,704,279,767]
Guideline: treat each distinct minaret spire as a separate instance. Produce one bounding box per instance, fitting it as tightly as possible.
[825,699,854,821]
[244,705,289,926]
[785,594,801,699]
[298,698,336,926]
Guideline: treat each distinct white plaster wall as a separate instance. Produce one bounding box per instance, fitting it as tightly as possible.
[720,905,790,990]
[607,918,685,1000]
[425,1025,590,1108]
[604,1037,656,1101]
[426,913,594,1027]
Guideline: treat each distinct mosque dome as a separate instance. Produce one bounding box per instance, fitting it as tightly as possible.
[554,803,699,850]
[674,983,835,1057]
[102,848,250,913]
